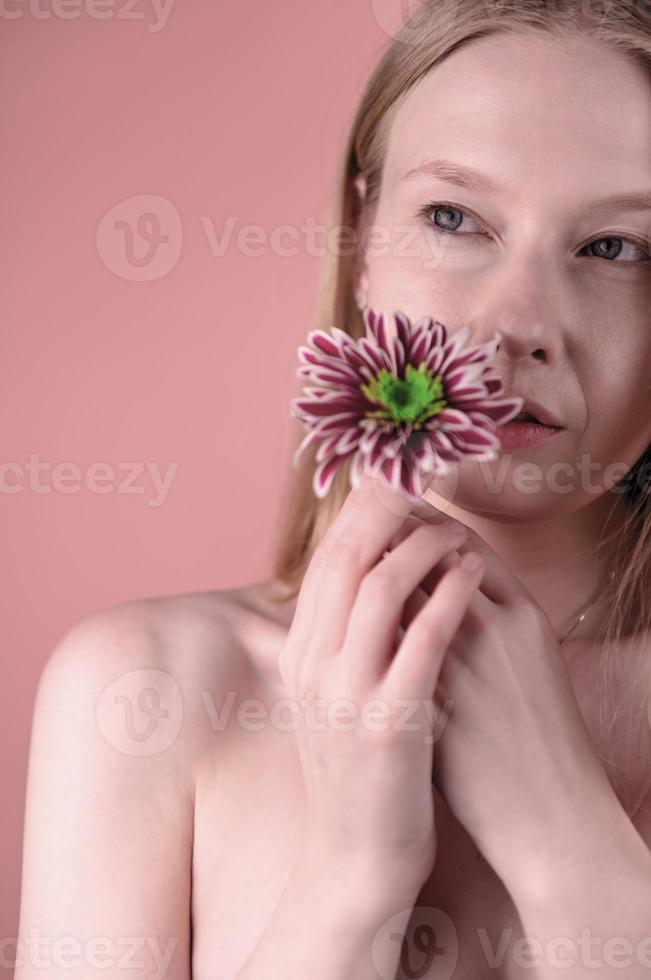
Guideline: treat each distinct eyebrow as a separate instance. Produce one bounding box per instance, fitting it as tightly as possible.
[400,157,651,213]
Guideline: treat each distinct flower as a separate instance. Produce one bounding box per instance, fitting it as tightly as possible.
[289,307,524,502]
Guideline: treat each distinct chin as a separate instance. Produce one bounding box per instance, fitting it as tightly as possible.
[422,462,581,521]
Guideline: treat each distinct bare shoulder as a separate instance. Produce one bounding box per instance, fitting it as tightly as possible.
[40,583,286,765]
[17,583,290,979]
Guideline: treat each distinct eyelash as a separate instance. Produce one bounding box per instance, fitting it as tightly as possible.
[416,200,651,265]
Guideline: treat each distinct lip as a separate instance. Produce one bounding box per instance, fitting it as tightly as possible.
[494,420,565,450]
[504,395,565,429]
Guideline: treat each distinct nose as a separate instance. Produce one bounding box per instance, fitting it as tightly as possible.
[465,253,565,367]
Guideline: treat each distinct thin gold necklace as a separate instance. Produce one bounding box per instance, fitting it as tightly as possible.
[382,549,616,645]
[558,569,616,644]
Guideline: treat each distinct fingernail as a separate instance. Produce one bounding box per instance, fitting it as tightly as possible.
[460,552,483,572]
[441,519,466,536]
[449,524,468,538]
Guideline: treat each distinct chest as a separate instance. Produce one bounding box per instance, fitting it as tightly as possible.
[190,720,540,980]
[189,658,651,980]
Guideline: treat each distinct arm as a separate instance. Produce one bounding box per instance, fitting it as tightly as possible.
[235,846,420,980]
[506,787,651,979]
[15,606,194,980]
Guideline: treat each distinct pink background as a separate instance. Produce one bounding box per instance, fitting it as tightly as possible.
[1,0,411,965]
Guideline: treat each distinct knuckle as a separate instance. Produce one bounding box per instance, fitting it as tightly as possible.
[308,541,331,576]
[324,536,365,574]
[412,522,441,545]
[310,533,361,575]
[359,566,399,601]
[407,615,442,648]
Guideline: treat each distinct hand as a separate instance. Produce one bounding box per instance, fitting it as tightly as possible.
[278,472,485,902]
[394,499,622,898]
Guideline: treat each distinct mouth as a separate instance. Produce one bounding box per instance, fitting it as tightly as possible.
[500,394,565,430]
[494,414,565,450]
[510,412,565,429]
[512,412,550,425]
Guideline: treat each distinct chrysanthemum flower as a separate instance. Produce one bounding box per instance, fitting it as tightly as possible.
[289,307,524,502]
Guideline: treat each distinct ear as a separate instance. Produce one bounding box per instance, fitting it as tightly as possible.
[352,173,370,301]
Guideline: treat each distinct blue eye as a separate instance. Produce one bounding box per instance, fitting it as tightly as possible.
[578,237,650,263]
[417,202,483,236]
[417,200,651,264]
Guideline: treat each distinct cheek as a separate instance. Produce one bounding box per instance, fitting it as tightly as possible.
[364,206,464,316]
[573,277,651,357]
[580,380,651,479]
[366,257,471,331]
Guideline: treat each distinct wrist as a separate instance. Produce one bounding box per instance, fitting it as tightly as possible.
[503,793,651,913]
[294,840,425,920]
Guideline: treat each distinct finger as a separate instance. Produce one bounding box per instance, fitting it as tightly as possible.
[415,546,493,610]
[304,474,458,658]
[383,515,431,555]
[400,563,493,633]
[339,522,469,688]
[382,550,485,701]
[407,497,531,605]
[289,471,386,638]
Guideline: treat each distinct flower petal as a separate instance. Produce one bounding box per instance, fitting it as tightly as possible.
[359,424,385,455]
[332,427,362,455]
[399,458,422,502]
[381,433,406,459]
[307,330,342,358]
[299,368,362,387]
[292,428,321,466]
[292,399,360,418]
[455,397,523,425]
[380,454,403,493]
[349,450,366,489]
[436,407,474,430]
[314,451,352,498]
[364,307,389,351]
[315,432,344,463]
[393,310,412,354]
[438,324,472,375]
[312,412,361,435]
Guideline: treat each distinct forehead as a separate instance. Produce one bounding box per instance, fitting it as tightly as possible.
[384,32,651,194]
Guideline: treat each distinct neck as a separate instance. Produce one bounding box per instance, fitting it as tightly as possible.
[422,484,628,646]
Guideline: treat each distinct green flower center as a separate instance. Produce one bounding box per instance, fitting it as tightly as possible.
[360,363,448,427]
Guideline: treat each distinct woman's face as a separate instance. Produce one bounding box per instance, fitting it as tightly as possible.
[356,32,651,517]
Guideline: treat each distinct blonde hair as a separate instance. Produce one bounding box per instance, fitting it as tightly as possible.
[269,0,651,811]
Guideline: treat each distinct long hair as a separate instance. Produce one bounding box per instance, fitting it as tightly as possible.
[269,0,651,813]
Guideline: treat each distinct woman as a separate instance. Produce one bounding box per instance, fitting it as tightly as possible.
[16,2,651,978]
